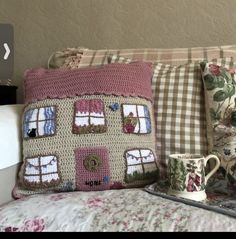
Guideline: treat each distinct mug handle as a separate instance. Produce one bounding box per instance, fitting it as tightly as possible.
[204,154,221,184]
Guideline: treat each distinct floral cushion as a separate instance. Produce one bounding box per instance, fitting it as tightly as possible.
[14,62,159,198]
[201,58,236,183]
[1,189,236,232]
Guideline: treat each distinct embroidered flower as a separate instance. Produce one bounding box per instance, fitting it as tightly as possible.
[124,124,135,133]
[50,194,66,201]
[4,227,19,232]
[209,64,221,76]
[102,175,110,184]
[20,218,45,232]
[87,198,104,208]
[109,103,119,111]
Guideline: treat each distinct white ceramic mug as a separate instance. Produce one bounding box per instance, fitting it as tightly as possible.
[167,154,220,201]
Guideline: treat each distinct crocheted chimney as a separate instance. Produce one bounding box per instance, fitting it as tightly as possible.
[15,62,159,197]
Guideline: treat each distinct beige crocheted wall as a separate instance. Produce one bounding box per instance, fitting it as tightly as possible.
[0,0,236,102]
[17,95,157,196]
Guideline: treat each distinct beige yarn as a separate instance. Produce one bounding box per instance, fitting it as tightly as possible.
[16,95,158,196]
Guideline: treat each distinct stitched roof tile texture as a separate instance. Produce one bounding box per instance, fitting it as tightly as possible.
[24,62,153,104]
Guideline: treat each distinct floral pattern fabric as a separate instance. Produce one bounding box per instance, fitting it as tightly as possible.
[1,189,236,232]
[146,175,236,219]
[201,58,236,183]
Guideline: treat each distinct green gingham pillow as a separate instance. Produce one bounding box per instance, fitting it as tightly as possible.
[109,55,208,173]
[152,62,208,169]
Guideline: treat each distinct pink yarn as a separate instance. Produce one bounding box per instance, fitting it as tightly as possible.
[75,99,104,114]
[75,147,110,191]
[75,100,90,113]
[23,62,153,104]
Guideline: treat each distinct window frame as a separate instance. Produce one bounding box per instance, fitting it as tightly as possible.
[23,155,61,188]
[73,99,107,134]
[124,148,158,183]
[23,106,57,139]
[121,103,151,134]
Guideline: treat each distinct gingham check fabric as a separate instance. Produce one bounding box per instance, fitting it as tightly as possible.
[109,55,207,170]
[78,45,236,68]
[151,62,207,167]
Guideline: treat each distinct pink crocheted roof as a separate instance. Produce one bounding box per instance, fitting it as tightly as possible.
[23,62,153,104]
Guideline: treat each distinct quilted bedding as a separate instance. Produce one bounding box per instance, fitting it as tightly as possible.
[1,189,236,232]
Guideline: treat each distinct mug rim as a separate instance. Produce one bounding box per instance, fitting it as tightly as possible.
[169,153,203,160]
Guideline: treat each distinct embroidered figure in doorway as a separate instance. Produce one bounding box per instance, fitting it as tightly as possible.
[123,112,138,133]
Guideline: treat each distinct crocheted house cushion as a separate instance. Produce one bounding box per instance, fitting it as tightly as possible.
[14,62,159,197]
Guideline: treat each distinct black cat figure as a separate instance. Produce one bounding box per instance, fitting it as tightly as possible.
[27,128,37,138]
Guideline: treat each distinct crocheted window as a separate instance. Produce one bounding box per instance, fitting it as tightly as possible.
[23,106,56,139]
[124,149,158,183]
[122,104,151,134]
[23,155,60,188]
[73,99,107,134]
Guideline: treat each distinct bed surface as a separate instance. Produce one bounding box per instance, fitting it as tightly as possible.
[1,188,236,232]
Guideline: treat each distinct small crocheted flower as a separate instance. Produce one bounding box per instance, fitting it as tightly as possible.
[109,103,119,111]
[103,175,109,184]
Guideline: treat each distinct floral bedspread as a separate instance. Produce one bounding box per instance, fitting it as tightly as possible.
[1,188,236,232]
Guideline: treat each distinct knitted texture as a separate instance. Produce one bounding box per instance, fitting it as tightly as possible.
[24,62,153,104]
[75,147,110,191]
[14,62,159,197]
